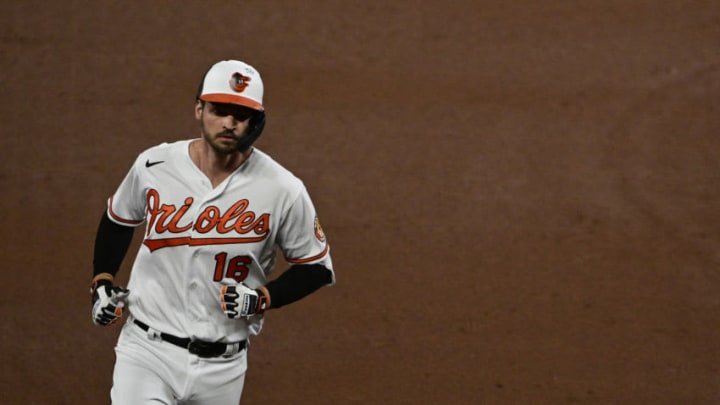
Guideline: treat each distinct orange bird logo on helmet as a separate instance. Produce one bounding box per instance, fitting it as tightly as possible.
[229,72,251,93]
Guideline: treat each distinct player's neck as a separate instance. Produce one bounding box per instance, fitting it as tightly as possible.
[189,139,252,188]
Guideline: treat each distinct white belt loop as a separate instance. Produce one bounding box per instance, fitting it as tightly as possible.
[223,342,240,356]
[146,326,162,341]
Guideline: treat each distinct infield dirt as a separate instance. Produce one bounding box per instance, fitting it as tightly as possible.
[2,1,719,404]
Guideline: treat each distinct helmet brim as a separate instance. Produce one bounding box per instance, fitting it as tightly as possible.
[199,93,264,112]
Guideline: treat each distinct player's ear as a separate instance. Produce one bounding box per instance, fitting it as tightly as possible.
[194,100,204,119]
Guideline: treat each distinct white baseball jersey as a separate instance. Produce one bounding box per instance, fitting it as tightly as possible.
[107,139,334,342]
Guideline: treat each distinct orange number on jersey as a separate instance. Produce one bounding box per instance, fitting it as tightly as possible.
[213,253,252,282]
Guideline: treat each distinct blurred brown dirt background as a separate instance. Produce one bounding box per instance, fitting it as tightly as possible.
[1,1,719,404]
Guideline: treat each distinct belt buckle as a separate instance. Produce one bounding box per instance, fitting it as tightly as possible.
[188,340,222,358]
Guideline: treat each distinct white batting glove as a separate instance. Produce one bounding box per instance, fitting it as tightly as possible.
[220,280,269,319]
[91,282,130,326]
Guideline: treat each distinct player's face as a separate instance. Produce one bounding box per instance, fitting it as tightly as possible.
[196,101,254,154]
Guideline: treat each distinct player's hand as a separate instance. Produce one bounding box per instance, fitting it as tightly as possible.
[220,280,269,319]
[91,280,130,326]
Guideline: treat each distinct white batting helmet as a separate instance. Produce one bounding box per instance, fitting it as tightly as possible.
[197,60,264,112]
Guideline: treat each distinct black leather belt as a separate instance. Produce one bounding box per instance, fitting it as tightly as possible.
[134,319,246,358]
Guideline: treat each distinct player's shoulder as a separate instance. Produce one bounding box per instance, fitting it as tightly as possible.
[249,148,305,190]
[138,139,190,157]
[132,140,191,167]
[250,148,301,180]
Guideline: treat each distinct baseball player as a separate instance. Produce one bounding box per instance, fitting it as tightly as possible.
[90,59,335,404]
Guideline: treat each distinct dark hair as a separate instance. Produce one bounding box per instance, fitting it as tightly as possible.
[195,65,213,101]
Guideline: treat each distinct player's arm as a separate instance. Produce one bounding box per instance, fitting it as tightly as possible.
[263,263,334,309]
[220,188,334,319]
[92,210,135,285]
[90,211,134,325]
[220,263,333,318]
[91,154,146,293]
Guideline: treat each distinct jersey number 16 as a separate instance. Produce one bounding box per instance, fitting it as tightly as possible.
[213,252,251,282]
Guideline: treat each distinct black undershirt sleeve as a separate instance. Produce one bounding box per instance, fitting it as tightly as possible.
[264,263,333,309]
[93,211,135,277]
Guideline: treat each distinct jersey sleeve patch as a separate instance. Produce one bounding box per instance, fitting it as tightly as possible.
[314,216,326,243]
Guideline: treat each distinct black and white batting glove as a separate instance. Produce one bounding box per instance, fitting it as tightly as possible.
[220,281,270,319]
[91,280,130,326]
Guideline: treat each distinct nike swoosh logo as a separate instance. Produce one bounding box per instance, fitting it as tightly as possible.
[145,159,165,168]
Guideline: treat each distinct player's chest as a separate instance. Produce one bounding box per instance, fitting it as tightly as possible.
[143,182,281,238]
